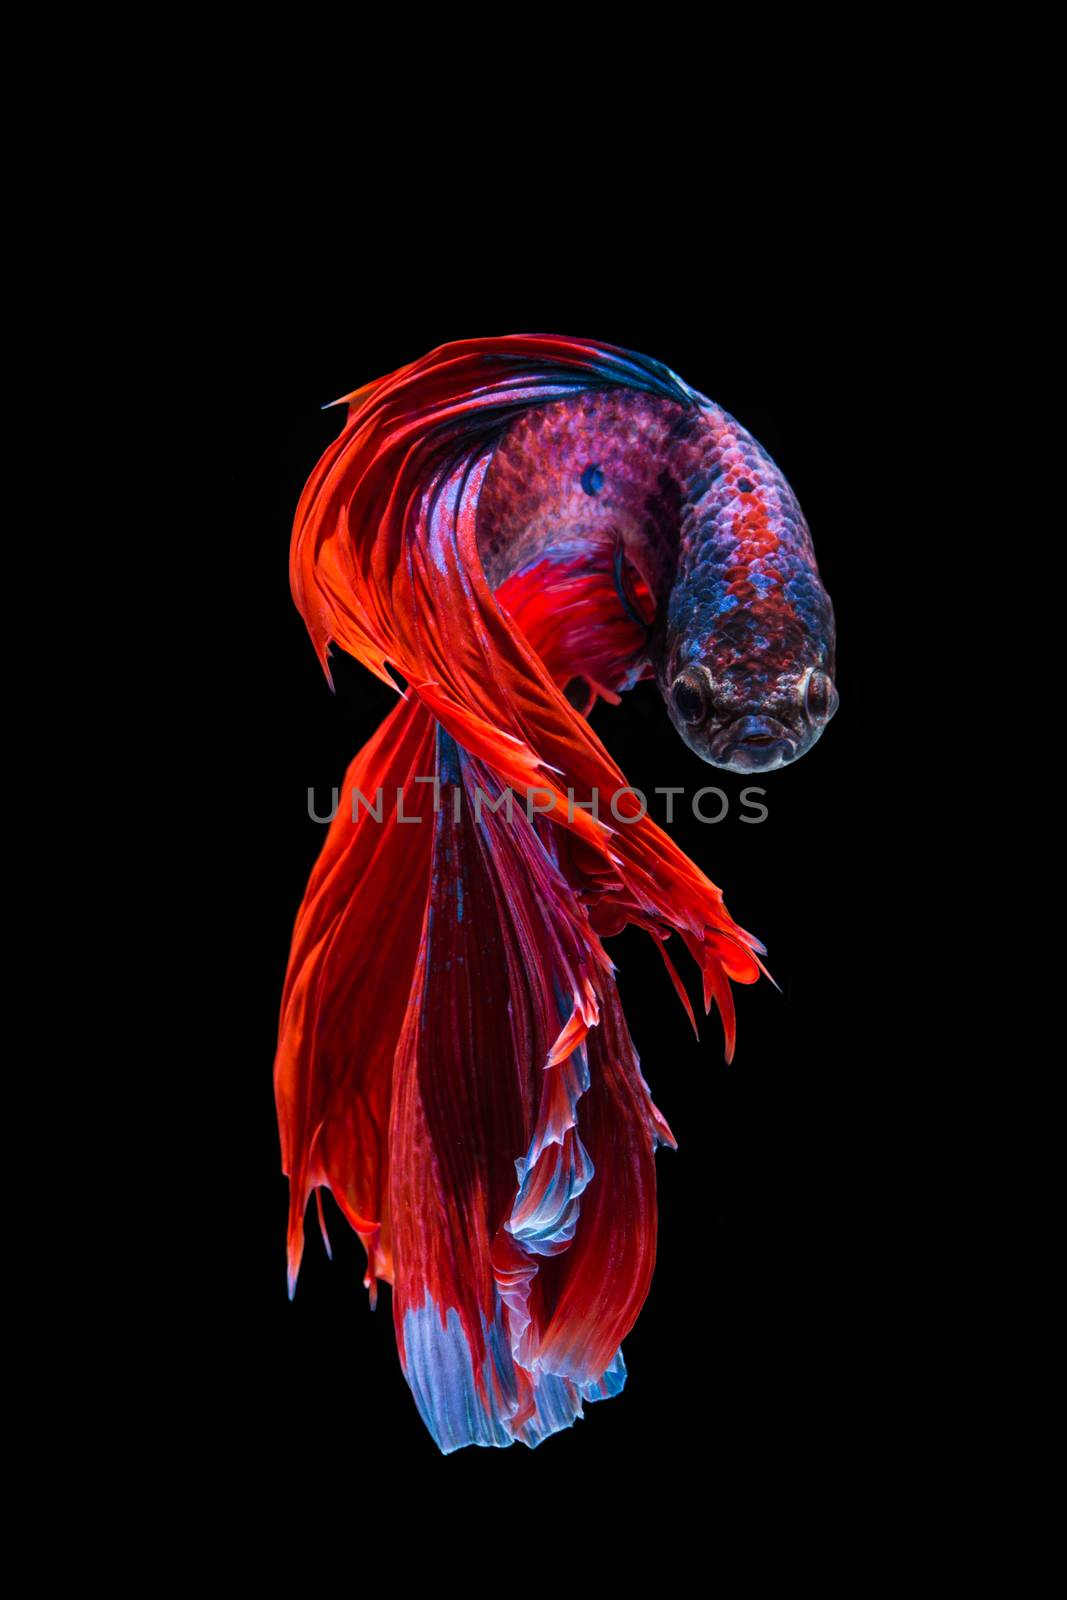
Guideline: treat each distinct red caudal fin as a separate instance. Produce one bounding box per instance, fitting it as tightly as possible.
[390,730,673,1449]
[279,336,767,1448]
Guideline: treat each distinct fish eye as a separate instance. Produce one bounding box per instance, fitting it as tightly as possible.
[581,464,604,495]
[803,670,838,723]
[671,667,711,725]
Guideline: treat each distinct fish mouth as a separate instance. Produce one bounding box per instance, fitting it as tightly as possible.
[706,715,799,772]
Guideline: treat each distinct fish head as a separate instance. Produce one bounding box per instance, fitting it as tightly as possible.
[663,655,838,773]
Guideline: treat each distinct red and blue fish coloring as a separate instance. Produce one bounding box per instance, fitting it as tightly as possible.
[276,336,837,1453]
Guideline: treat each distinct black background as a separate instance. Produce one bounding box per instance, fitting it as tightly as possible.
[186,249,909,1523]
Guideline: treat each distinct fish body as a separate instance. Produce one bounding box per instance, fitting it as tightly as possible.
[276,336,837,1453]
[477,386,836,770]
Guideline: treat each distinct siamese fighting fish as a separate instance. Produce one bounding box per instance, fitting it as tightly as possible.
[275,335,837,1453]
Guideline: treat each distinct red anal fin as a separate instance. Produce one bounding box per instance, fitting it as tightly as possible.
[274,692,436,1300]
[653,933,700,1041]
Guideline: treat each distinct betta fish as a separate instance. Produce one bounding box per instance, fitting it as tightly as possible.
[275,335,837,1452]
